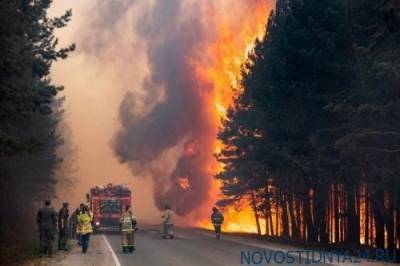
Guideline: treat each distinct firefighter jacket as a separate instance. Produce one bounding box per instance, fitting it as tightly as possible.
[211,211,224,226]
[77,212,93,235]
[162,209,173,225]
[120,211,136,233]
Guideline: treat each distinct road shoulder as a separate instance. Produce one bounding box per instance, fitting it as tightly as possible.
[197,229,398,266]
[21,234,115,266]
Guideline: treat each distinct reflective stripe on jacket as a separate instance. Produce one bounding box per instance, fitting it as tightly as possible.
[120,211,136,233]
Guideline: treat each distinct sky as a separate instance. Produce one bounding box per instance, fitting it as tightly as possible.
[49,0,273,226]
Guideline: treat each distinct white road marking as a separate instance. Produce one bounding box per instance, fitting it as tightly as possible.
[103,234,121,266]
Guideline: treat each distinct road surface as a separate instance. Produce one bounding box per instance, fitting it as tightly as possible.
[104,226,334,266]
[36,226,397,266]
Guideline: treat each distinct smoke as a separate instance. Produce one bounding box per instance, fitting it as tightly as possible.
[79,0,135,56]
[49,0,272,224]
[50,0,271,221]
[114,0,217,216]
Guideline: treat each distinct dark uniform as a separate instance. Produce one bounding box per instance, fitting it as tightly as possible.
[58,203,69,250]
[36,202,57,255]
[211,208,224,239]
[69,209,79,239]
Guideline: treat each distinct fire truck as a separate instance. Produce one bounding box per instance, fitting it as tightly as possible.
[88,183,131,232]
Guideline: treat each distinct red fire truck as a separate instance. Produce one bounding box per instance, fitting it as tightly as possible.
[88,183,131,232]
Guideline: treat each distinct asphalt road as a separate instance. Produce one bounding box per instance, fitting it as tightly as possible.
[104,226,336,266]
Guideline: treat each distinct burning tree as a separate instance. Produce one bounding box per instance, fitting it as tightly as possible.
[217,0,400,254]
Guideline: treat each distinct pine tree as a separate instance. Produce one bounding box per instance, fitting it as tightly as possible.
[216,0,400,253]
[336,0,400,250]
[0,0,75,155]
[0,0,74,260]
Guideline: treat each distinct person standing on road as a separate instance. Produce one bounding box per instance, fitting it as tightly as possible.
[58,202,69,250]
[76,203,84,246]
[69,208,79,239]
[77,205,93,253]
[120,205,137,253]
[211,207,224,239]
[162,204,174,239]
[36,198,57,256]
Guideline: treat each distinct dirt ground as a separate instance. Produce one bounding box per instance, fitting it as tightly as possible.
[20,235,114,266]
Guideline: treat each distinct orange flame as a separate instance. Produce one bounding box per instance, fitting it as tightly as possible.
[178,177,190,190]
[198,201,267,234]
[194,1,273,233]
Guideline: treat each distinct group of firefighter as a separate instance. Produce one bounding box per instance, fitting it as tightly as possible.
[36,199,224,256]
[36,200,97,255]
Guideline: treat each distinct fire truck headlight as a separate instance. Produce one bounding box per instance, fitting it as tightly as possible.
[95,221,100,226]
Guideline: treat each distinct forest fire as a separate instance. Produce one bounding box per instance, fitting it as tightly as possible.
[3,0,400,263]
[113,0,273,226]
[195,1,272,233]
[199,201,267,234]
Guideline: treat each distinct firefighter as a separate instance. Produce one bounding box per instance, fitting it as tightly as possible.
[211,207,224,239]
[69,208,79,239]
[77,205,93,253]
[36,198,57,256]
[120,205,137,253]
[76,204,84,246]
[162,204,174,239]
[58,202,69,250]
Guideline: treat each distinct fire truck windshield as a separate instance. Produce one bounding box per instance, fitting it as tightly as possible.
[100,199,122,214]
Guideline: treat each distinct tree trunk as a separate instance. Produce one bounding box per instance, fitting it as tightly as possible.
[365,191,369,245]
[385,191,395,250]
[250,191,262,236]
[265,208,270,236]
[288,193,299,239]
[334,184,340,243]
[370,202,374,247]
[346,185,360,245]
[295,194,302,240]
[315,186,329,243]
[372,189,385,249]
[303,189,315,242]
[281,192,289,238]
[396,191,400,252]
[302,199,306,241]
[275,200,280,236]
[268,209,274,236]
[264,189,274,236]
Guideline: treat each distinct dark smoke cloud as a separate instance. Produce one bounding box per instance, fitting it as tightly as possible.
[114,0,217,215]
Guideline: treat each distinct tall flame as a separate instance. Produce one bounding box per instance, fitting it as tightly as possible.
[196,1,273,233]
[111,0,274,229]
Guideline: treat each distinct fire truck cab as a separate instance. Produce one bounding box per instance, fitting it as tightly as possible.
[88,183,131,232]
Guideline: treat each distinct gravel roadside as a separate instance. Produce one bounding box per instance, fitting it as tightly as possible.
[21,234,115,266]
